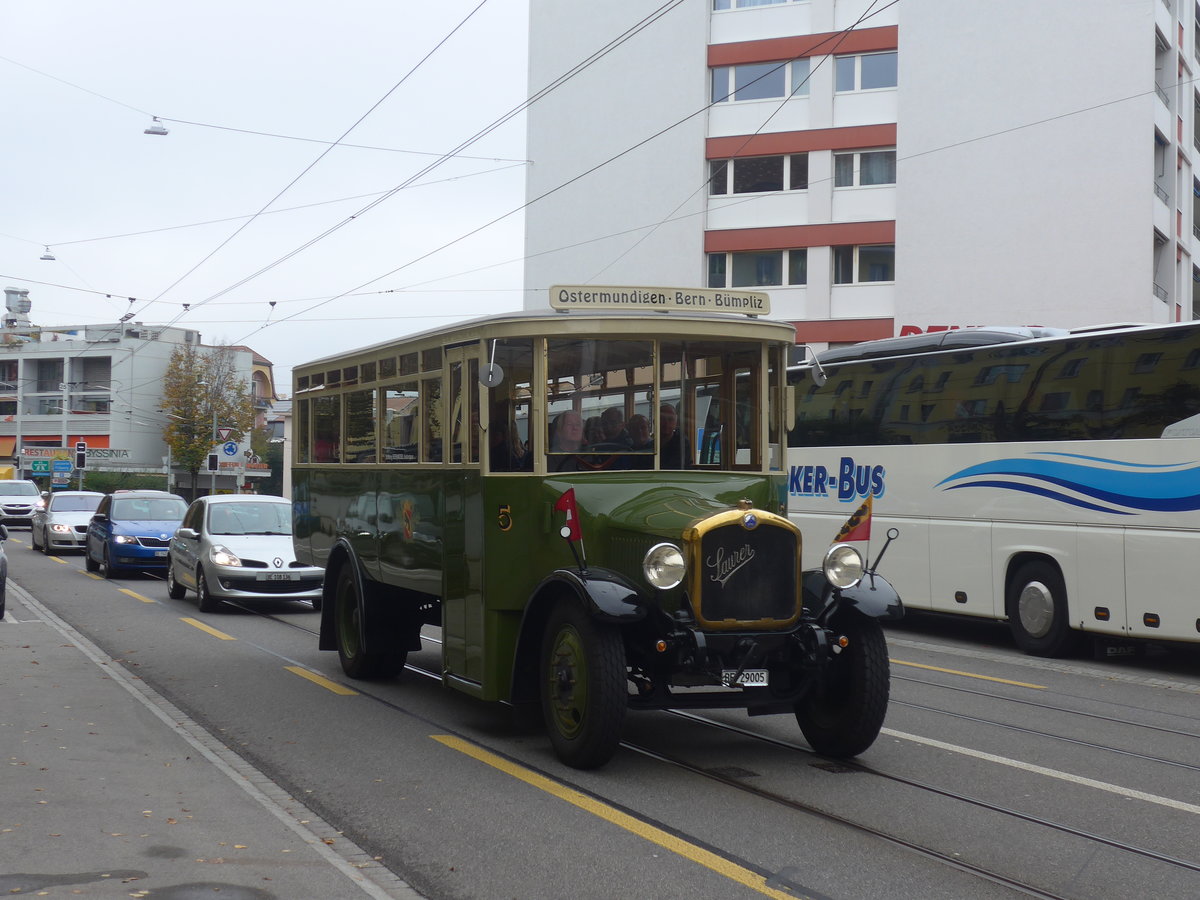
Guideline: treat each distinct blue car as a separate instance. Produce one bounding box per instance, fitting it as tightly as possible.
[85,490,188,578]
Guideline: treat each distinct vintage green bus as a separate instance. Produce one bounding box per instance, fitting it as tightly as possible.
[292,290,902,768]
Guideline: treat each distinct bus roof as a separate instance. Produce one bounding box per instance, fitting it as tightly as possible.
[295,308,799,375]
[811,321,1189,367]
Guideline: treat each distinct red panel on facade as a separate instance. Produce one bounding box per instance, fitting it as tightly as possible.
[705,221,895,252]
[708,26,899,67]
[790,318,894,344]
[707,124,897,159]
[69,435,110,448]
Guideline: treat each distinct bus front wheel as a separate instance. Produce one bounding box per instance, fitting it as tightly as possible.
[795,613,889,758]
[334,566,406,679]
[1006,560,1081,657]
[541,603,626,769]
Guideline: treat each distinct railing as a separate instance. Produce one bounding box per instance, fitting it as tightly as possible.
[1193,223,1200,240]
[1155,183,1170,203]
[1153,282,1169,301]
[1156,83,1170,105]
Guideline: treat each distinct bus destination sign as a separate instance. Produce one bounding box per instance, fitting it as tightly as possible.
[550,285,770,316]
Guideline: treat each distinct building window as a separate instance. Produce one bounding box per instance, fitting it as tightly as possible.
[713,0,792,8]
[712,59,810,103]
[832,244,895,283]
[709,153,808,195]
[833,149,896,187]
[834,51,897,92]
[707,249,807,287]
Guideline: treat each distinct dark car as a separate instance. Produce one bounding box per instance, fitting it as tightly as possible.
[85,490,188,578]
[0,480,44,526]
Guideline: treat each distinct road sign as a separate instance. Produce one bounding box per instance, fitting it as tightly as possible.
[52,459,73,473]
[217,427,233,442]
[30,459,49,473]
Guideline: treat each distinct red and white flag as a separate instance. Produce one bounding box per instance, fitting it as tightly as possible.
[554,488,581,542]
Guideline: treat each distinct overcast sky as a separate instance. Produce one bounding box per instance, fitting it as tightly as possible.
[2,1,531,390]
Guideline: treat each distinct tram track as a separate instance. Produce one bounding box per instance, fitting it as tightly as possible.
[210,599,1200,895]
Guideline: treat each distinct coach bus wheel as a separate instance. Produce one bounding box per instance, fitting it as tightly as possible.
[541,603,626,769]
[795,613,889,758]
[1006,560,1080,657]
[334,566,406,680]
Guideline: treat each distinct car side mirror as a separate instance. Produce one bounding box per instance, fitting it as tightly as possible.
[91,513,108,523]
[175,527,199,540]
[0,524,8,541]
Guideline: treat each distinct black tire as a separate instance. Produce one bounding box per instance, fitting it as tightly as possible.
[1006,560,1081,657]
[0,578,6,619]
[101,547,119,580]
[541,603,627,769]
[795,613,889,758]
[334,566,406,679]
[166,560,187,600]
[196,567,222,613]
[39,529,51,555]
[84,545,99,572]
[31,526,41,553]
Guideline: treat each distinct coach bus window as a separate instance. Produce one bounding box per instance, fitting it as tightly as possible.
[421,377,442,463]
[344,389,377,463]
[448,358,479,464]
[383,382,420,462]
[312,395,341,462]
[487,340,534,473]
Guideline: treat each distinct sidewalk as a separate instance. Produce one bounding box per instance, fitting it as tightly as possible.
[0,582,421,899]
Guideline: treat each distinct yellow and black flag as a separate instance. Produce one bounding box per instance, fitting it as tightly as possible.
[834,494,872,543]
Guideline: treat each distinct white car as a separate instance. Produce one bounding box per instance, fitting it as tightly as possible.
[166,495,323,613]
[31,490,104,554]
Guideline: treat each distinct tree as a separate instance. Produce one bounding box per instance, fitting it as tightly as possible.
[160,343,253,498]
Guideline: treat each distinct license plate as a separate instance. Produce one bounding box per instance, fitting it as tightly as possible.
[154,550,168,558]
[722,669,768,687]
[258,572,299,582]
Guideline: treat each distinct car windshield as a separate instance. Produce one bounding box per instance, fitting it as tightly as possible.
[111,497,188,520]
[207,502,292,536]
[51,495,102,512]
[0,482,40,496]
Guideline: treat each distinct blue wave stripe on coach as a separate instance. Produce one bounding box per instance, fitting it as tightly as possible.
[937,456,1200,513]
[942,480,1136,515]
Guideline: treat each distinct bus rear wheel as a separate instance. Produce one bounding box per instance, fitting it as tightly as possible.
[541,603,626,769]
[334,565,406,680]
[795,613,889,758]
[1006,560,1081,657]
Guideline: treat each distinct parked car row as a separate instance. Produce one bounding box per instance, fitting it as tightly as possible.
[1,483,321,616]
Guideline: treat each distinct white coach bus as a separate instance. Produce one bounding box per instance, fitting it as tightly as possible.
[785,321,1200,656]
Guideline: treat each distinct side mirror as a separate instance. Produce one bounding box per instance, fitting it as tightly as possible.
[174,527,199,540]
[0,524,8,541]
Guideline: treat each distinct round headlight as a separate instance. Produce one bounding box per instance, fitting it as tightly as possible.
[643,543,685,590]
[824,543,864,589]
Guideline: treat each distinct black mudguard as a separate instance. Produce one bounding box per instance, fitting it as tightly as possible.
[803,569,904,623]
[535,566,649,623]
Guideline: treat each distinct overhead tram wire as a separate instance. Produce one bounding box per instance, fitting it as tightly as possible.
[165,0,693,325]
[229,2,899,343]
[144,0,496,308]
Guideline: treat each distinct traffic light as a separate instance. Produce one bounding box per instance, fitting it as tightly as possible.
[74,441,87,469]
[207,453,219,472]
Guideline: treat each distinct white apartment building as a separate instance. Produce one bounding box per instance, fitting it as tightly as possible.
[0,288,272,492]
[524,0,1198,345]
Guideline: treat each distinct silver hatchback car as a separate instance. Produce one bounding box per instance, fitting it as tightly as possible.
[31,490,104,554]
[166,495,323,613]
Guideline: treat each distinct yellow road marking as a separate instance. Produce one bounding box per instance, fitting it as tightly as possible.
[891,659,1046,689]
[82,571,102,580]
[180,617,236,640]
[119,588,156,604]
[49,555,67,564]
[285,666,358,695]
[432,735,806,899]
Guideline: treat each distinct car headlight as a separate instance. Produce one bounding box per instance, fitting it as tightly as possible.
[210,545,243,567]
[113,534,136,544]
[50,524,72,534]
[824,543,864,589]
[643,543,685,590]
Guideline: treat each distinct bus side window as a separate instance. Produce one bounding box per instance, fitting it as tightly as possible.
[486,339,535,472]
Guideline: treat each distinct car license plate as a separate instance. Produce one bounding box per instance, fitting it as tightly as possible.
[154,550,168,558]
[258,572,299,582]
[722,669,768,687]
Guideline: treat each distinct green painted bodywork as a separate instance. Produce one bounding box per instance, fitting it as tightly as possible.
[294,467,788,701]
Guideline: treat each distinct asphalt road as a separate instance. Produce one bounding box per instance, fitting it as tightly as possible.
[5,528,1200,900]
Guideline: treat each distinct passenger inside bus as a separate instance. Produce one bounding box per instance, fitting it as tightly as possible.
[659,403,682,468]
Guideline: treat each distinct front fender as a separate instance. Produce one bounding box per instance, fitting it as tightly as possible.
[803,570,904,623]
[533,566,649,623]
